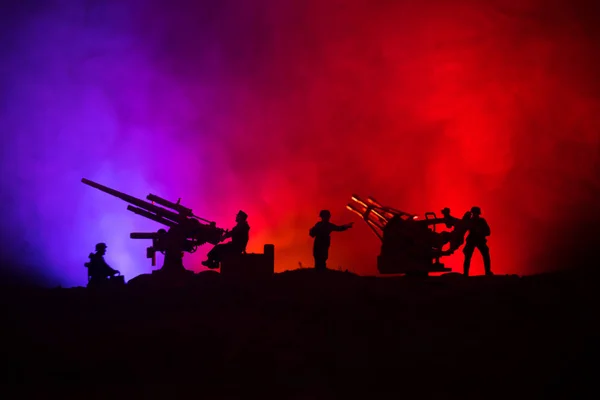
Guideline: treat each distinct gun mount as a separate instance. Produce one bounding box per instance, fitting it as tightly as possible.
[81,178,227,274]
[347,195,463,276]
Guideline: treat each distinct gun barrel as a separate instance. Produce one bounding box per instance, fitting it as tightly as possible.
[82,178,142,205]
[147,193,193,216]
[146,194,217,224]
[348,194,454,242]
[82,178,183,224]
[350,194,413,218]
[127,206,176,227]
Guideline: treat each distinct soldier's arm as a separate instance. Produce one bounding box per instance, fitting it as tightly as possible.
[309,225,317,237]
[102,259,119,275]
[444,217,457,228]
[330,222,353,231]
[224,224,241,239]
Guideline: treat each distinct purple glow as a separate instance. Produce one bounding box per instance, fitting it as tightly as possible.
[0,1,227,286]
[2,1,600,286]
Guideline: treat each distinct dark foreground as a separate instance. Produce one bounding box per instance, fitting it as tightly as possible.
[1,268,598,398]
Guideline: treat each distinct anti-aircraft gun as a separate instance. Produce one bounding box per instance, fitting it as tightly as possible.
[81,178,227,274]
[347,195,462,276]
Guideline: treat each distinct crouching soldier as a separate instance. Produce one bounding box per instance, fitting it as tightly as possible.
[84,242,120,287]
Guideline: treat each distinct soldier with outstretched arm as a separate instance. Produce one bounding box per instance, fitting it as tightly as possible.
[309,210,353,270]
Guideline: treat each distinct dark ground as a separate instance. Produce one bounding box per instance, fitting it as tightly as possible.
[1,268,598,398]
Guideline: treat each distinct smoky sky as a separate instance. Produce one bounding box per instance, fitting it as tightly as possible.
[1,0,599,286]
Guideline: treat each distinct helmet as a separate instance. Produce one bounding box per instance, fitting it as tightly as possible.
[470,206,481,215]
[441,207,451,215]
[236,210,248,220]
[95,242,107,251]
[319,210,331,219]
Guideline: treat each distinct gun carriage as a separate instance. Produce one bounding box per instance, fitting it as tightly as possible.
[81,178,227,274]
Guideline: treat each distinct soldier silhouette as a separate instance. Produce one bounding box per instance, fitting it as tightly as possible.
[202,210,250,269]
[309,210,353,270]
[440,208,472,255]
[84,243,120,286]
[462,206,492,276]
[441,207,459,228]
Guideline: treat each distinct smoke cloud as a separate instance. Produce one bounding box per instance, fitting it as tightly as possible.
[1,0,599,286]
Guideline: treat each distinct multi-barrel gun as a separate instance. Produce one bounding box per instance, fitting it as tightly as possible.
[347,194,460,276]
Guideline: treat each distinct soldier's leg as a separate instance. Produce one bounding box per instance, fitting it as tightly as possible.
[314,246,328,270]
[206,245,218,260]
[478,243,492,275]
[314,257,326,270]
[463,243,475,276]
[203,243,226,268]
[220,243,241,263]
[321,247,329,270]
[313,241,327,270]
[215,243,233,261]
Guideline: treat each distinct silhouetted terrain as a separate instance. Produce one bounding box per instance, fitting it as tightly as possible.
[1,268,598,398]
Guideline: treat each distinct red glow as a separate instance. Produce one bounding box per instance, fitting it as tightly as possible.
[141,0,600,277]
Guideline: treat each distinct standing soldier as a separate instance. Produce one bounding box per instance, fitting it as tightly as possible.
[309,210,353,271]
[463,206,492,276]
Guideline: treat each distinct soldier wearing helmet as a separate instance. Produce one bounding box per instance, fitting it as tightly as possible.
[441,207,459,229]
[84,242,120,286]
[202,210,250,269]
[309,209,353,271]
[439,208,472,255]
[462,206,492,276]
